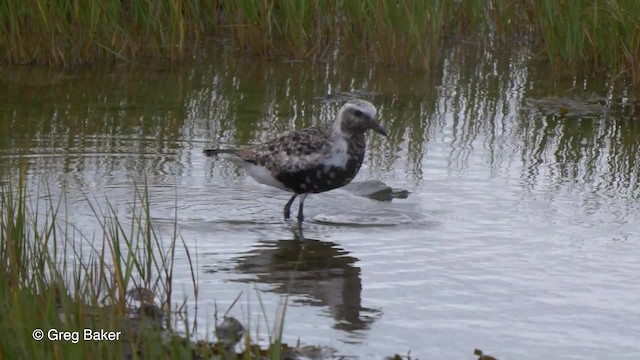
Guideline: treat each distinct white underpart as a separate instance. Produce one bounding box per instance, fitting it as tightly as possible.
[241,163,291,191]
[219,153,291,192]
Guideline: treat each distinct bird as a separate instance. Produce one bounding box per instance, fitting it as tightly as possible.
[204,99,387,222]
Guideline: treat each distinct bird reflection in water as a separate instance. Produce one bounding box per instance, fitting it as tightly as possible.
[219,224,381,332]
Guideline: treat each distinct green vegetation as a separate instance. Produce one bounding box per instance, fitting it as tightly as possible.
[1,0,640,84]
[220,0,640,77]
[0,0,220,65]
[0,177,294,359]
[527,0,640,81]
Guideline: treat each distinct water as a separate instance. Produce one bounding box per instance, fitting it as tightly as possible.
[2,45,640,359]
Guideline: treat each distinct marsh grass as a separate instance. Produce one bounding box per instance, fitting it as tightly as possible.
[0,176,195,358]
[1,1,640,82]
[528,0,640,81]
[0,177,294,359]
[0,0,220,65]
[221,0,640,83]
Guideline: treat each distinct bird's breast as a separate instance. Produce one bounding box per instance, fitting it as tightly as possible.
[275,162,361,194]
[274,136,366,194]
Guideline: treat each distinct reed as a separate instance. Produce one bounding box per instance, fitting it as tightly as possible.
[0,0,220,65]
[217,0,640,80]
[1,0,640,84]
[0,176,193,358]
[528,0,640,81]
[0,177,292,358]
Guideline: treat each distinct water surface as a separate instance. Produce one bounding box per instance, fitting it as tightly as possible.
[1,45,640,359]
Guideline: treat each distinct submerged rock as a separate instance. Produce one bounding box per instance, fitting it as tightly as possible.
[524,95,606,118]
[215,316,244,349]
[343,180,409,201]
[474,348,499,360]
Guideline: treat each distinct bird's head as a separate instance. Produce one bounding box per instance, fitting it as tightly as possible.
[335,99,387,137]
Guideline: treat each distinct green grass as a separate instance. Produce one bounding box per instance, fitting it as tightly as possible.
[0,176,293,359]
[528,0,640,81]
[0,0,220,65]
[1,1,640,83]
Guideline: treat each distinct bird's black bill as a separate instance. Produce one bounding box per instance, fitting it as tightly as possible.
[371,122,388,137]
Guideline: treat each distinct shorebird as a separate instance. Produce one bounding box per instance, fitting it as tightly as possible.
[204,99,387,221]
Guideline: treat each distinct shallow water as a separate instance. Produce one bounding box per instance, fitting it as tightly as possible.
[2,45,640,359]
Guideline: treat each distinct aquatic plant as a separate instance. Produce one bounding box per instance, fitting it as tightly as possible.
[1,1,640,85]
[0,177,298,358]
[0,176,193,358]
[526,0,640,81]
[0,0,220,65]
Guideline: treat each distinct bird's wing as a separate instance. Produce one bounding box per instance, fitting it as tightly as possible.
[236,127,333,173]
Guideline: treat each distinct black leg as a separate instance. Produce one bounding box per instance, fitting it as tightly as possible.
[284,193,297,220]
[297,194,308,222]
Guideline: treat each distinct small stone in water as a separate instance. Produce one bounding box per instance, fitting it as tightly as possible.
[216,316,244,349]
[127,287,156,303]
[343,180,409,201]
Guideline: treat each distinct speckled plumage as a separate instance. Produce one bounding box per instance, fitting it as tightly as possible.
[204,99,387,221]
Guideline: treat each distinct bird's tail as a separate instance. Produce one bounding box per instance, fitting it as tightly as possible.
[203,149,238,157]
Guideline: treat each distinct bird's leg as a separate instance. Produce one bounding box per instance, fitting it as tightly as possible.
[284,193,298,220]
[297,193,308,222]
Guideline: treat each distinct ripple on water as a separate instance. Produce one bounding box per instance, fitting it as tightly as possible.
[312,210,414,226]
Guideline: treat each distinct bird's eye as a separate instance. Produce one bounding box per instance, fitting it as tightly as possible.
[354,109,363,117]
